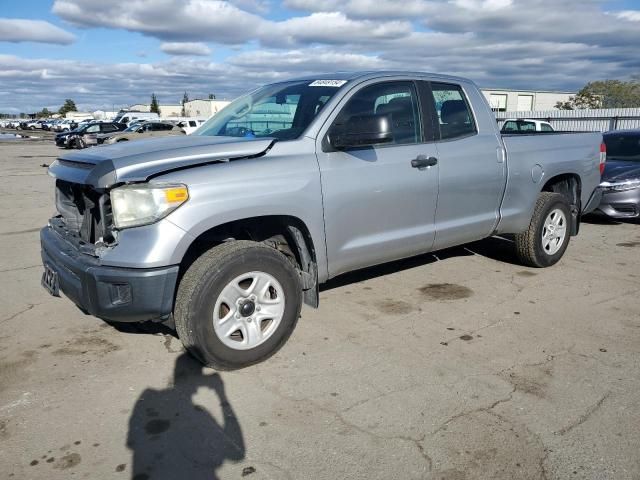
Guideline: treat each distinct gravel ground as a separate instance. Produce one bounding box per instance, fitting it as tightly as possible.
[0,140,639,480]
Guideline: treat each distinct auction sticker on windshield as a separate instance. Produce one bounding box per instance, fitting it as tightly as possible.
[309,80,347,87]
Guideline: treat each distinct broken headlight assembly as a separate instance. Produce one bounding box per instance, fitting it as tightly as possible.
[110,183,189,229]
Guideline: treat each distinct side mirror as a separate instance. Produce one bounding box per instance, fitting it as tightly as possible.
[329,114,393,150]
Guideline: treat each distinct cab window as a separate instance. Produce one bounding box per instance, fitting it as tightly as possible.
[429,83,476,140]
[331,81,421,146]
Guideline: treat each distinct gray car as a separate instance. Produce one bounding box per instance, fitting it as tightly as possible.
[597,129,640,218]
[40,71,603,369]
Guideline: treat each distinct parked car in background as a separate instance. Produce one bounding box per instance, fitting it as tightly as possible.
[41,71,605,369]
[174,118,206,134]
[41,120,58,131]
[596,129,640,218]
[53,119,76,132]
[104,121,184,144]
[95,120,144,144]
[112,111,160,127]
[20,120,44,130]
[3,120,21,128]
[501,119,555,133]
[56,122,126,149]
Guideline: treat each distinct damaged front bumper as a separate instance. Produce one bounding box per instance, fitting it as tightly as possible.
[40,220,179,322]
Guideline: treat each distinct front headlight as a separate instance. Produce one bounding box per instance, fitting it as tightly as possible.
[600,179,640,192]
[110,183,189,229]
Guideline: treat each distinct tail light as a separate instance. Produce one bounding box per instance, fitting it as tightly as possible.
[599,142,606,176]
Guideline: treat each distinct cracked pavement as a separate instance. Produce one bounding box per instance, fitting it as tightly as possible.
[0,141,639,479]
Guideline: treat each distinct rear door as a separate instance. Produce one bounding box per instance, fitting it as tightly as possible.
[421,81,506,249]
[316,79,440,277]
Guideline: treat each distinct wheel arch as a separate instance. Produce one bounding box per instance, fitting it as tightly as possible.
[178,215,320,308]
[541,173,582,235]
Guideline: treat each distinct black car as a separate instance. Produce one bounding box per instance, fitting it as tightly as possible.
[597,129,640,219]
[55,122,126,149]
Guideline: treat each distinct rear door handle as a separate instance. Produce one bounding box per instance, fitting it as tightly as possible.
[411,155,438,168]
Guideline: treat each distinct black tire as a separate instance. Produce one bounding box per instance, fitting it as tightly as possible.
[116,138,128,142]
[75,138,85,149]
[514,192,571,268]
[174,240,302,370]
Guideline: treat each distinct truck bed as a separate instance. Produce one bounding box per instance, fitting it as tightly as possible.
[497,132,603,234]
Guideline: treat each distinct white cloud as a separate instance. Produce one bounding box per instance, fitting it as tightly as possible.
[231,48,388,71]
[53,0,414,47]
[161,42,212,56]
[53,0,264,44]
[269,12,411,46]
[454,0,512,11]
[0,18,75,45]
[283,0,438,18]
[616,10,640,22]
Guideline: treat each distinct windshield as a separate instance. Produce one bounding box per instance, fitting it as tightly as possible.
[605,134,640,162]
[195,80,346,141]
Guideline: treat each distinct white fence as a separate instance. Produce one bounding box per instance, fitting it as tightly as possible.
[495,108,640,132]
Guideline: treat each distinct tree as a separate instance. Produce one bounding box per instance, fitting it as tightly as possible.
[38,107,52,118]
[208,93,215,100]
[181,91,189,117]
[150,93,160,114]
[58,99,77,116]
[555,79,640,110]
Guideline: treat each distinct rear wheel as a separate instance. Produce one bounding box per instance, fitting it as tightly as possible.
[174,240,302,369]
[515,192,571,267]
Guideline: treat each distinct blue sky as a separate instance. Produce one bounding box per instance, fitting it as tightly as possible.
[1,0,639,113]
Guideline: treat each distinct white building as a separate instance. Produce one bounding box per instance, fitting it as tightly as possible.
[184,99,230,119]
[158,104,182,118]
[481,88,575,112]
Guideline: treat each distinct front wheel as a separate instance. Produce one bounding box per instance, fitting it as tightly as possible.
[514,192,571,268]
[174,240,302,369]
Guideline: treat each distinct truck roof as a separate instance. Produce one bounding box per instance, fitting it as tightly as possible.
[285,70,474,85]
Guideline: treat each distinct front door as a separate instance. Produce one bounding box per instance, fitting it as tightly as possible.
[316,80,440,278]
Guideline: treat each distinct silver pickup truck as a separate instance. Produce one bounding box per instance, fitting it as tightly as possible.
[40,71,605,369]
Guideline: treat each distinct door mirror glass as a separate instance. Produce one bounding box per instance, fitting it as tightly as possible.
[330,114,393,149]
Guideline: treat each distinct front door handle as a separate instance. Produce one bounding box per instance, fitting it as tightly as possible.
[411,155,438,168]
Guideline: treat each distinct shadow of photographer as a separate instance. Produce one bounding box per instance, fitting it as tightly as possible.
[127,352,245,480]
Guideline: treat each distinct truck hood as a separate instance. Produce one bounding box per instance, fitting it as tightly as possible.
[601,159,640,183]
[48,135,275,188]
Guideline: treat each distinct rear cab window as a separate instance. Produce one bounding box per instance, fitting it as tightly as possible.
[428,82,477,140]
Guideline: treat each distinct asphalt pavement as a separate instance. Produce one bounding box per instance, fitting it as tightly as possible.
[0,139,638,480]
